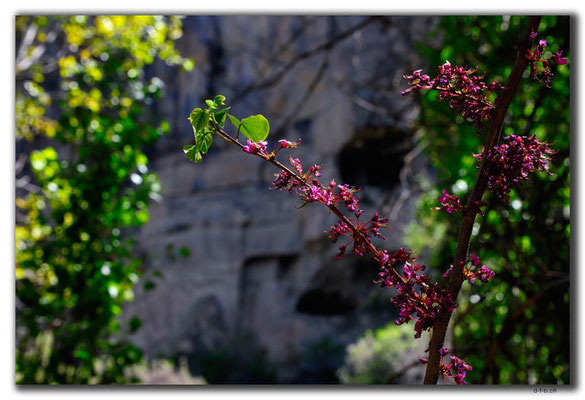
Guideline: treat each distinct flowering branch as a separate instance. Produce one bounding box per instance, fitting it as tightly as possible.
[186,92,488,382]
[398,16,563,384]
[186,98,492,384]
[183,16,565,384]
[211,123,408,284]
[420,16,544,384]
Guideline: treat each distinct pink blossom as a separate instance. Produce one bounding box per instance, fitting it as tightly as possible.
[242,139,269,156]
[277,139,301,149]
[551,50,568,65]
[525,34,567,87]
[462,254,495,285]
[443,355,473,385]
[435,190,463,214]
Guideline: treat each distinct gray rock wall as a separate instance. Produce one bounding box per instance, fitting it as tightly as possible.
[124,15,436,383]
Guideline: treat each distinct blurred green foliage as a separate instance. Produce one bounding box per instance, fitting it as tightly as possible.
[299,337,346,383]
[15,16,191,384]
[185,333,278,384]
[338,323,418,384]
[405,16,570,384]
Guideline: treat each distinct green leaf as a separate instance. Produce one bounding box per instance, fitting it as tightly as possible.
[213,95,226,106]
[189,108,209,135]
[197,132,213,154]
[183,144,202,163]
[205,99,216,109]
[240,114,270,142]
[214,107,230,128]
[228,114,241,130]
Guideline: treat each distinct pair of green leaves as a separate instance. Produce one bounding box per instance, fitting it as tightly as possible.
[184,94,270,163]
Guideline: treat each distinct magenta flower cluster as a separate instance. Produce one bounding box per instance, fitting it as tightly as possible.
[434,189,463,214]
[420,347,473,384]
[434,191,486,217]
[466,253,496,284]
[402,61,503,132]
[526,30,568,88]
[474,134,555,201]
[242,139,269,156]
[326,212,388,259]
[375,249,457,338]
[271,156,322,192]
[443,254,495,285]
[442,355,474,385]
[243,138,301,157]
[271,156,363,216]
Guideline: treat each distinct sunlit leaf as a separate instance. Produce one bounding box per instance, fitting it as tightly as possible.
[189,108,209,135]
[214,107,230,128]
[183,144,202,163]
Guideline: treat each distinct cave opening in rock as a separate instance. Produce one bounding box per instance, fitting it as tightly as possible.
[296,288,357,316]
[337,127,412,189]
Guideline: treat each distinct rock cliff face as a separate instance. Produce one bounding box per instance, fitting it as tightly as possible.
[123,15,436,383]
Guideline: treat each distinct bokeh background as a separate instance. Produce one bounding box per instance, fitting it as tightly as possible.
[15,15,570,384]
